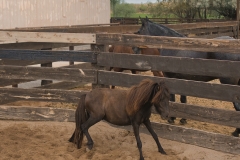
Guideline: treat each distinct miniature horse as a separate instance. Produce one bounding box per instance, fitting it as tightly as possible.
[109,45,164,88]
[69,79,170,160]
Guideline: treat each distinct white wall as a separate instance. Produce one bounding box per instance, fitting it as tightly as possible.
[0,0,110,29]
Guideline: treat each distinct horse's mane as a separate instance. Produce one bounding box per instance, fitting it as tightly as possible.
[126,79,169,116]
[145,19,184,37]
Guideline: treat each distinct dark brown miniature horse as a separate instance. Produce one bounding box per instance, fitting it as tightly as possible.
[69,79,170,160]
[109,45,164,88]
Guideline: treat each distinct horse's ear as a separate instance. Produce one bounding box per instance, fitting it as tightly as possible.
[139,16,144,23]
[146,16,149,21]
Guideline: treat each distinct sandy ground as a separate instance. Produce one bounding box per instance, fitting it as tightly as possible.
[0,120,240,160]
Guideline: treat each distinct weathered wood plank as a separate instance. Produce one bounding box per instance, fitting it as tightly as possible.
[63,62,97,69]
[111,121,240,155]
[151,122,240,155]
[0,59,52,66]
[3,21,237,33]
[35,81,88,90]
[97,52,240,78]
[0,42,80,50]
[96,33,240,54]
[0,49,96,63]
[98,71,240,103]
[167,102,240,128]
[0,66,96,83]
[0,106,75,122]
[0,79,34,87]
[0,88,87,104]
[0,31,96,44]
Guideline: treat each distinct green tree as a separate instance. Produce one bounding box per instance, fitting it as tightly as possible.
[212,0,237,19]
[148,1,172,18]
[115,3,136,17]
[110,0,121,17]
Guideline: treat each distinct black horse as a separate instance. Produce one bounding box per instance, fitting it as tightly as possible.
[69,79,170,160]
[136,17,240,137]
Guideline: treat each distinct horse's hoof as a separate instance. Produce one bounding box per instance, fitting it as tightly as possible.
[87,143,93,150]
[159,149,167,155]
[180,119,187,125]
[168,119,175,124]
[232,131,239,137]
[140,157,144,160]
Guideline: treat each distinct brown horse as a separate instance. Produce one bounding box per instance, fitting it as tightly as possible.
[138,47,164,77]
[109,45,164,88]
[109,45,137,74]
[69,79,170,160]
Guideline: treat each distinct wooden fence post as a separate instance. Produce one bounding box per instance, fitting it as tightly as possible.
[91,44,109,89]
[69,46,74,65]
[41,48,53,86]
[237,0,240,39]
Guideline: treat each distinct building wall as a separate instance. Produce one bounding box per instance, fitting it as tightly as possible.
[0,0,110,29]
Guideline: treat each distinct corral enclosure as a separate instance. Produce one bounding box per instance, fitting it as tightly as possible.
[0,20,240,160]
[0,0,240,156]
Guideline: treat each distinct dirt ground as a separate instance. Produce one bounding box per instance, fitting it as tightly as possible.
[1,71,240,160]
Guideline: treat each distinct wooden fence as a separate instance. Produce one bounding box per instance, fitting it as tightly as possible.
[0,21,240,155]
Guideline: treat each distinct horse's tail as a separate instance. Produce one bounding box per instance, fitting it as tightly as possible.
[69,94,88,149]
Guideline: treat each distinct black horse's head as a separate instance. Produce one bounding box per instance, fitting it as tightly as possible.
[136,17,184,37]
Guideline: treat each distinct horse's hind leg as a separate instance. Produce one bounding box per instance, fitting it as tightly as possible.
[179,95,187,125]
[143,119,166,154]
[168,94,176,124]
[132,122,144,160]
[69,130,75,143]
[81,116,102,149]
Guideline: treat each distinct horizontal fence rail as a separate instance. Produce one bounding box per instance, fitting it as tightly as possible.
[0,31,96,44]
[0,66,96,83]
[0,88,87,104]
[151,122,240,155]
[98,52,240,78]
[96,33,240,54]
[0,106,75,122]
[168,102,240,128]
[98,71,240,103]
[0,49,96,62]
[3,21,237,32]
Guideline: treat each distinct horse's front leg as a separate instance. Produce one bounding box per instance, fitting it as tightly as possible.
[143,119,166,154]
[220,78,240,137]
[132,122,144,160]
